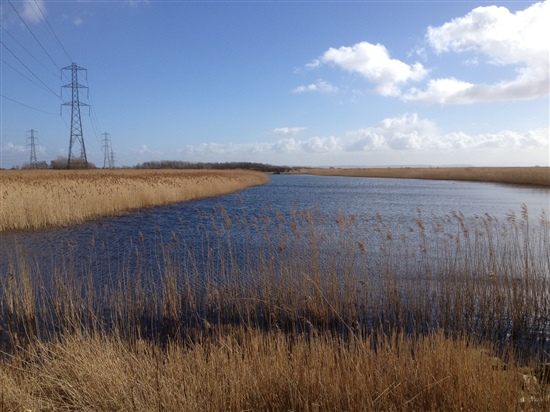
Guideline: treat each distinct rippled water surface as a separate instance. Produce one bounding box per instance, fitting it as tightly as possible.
[1,174,549,279]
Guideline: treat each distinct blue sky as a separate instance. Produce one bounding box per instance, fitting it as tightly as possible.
[1,0,548,168]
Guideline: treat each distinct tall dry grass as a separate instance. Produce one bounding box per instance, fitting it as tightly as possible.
[1,203,549,410]
[296,166,550,187]
[2,328,545,411]
[0,169,269,232]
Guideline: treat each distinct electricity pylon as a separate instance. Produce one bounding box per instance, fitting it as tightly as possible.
[62,62,89,168]
[102,132,115,168]
[27,129,38,168]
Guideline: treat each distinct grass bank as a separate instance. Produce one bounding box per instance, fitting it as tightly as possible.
[2,328,546,411]
[294,166,550,187]
[0,169,269,232]
[1,203,549,410]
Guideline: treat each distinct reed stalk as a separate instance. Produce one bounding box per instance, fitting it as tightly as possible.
[1,203,549,410]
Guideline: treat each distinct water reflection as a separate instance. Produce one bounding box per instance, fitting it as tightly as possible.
[1,175,549,354]
[2,175,548,281]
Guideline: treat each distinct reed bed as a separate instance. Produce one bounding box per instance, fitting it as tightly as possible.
[0,169,269,232]
[1,203,549,410]
[2,328,545,411]
[296,166,550,187]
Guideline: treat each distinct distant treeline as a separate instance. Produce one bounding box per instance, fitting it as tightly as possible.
[9,159,288,172]
[14,157,97,170]
[133,160,290,173]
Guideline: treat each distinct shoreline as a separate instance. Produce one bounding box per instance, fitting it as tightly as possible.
[292,166,550,187]
[0,169,269,232]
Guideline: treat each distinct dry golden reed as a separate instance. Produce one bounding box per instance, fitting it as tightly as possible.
[0,169,269,232]
[1,202,549,410]
[296,166,550,187]
[2,328,546,411]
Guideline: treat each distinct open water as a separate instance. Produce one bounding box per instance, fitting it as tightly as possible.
[1,174,549,282]
[1,174,550,355]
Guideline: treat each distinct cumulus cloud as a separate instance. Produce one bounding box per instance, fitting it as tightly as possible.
[305,59,321,70]
[301,136,340,153]
[21,0,45,23]
[316,41,428,97]
[345,114,548,152]
[272,127,307,136]
[298,2,548,105]
[131,144,165,156]
[292,80,338,94]
[403,78,475,104]
[134,116,547,159]
[269,136,340,154]
[346,113,438,151]
[0,141,51,168]
[406,1,549,104]
[2,142,26,153]
[427,2,547,66]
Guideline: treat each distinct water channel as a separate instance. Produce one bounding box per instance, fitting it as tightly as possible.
[2,174,548,277]
[1,174,549,352]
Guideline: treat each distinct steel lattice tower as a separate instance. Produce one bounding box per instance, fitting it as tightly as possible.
[27,129,38,167]
[102,132,115,169]
[62,62,89,168]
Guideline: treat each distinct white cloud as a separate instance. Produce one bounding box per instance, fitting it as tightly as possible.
[132,144,164,156]
[305,59,321,69]
[1,142,26,153]
[427,3,548,67]
[293,80,338,94]
[272,127,307,136]
[403,78,475,104]
[272,138,301,153]
[344,114,548,152]
[21,0,45,23]
[298,2,548,105]
[346,113,438,151]
[121,116,547,167]
[408,1,550,104]
[301,136,340,153]
[73,16,83,26]
[0,141,51,168]
[319,41,428,97]
[149,119,546,157]
[269,136,340,154]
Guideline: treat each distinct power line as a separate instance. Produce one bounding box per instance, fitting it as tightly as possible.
[1,24,59,79]
[6,0,63,72]
[3,2,105,168]
[87,88,103,147]
[1,94,59,115]
[0,40,62,99]
[30,0,72,62]
[1,57,58,96]
[59,114,71,132]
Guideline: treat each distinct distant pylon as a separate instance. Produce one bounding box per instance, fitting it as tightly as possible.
[102,132,115,168]
[27,129,38,167]
[62,62,89,168]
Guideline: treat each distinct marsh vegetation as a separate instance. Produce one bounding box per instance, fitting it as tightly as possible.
[1,197,549,410]
[296,166,550,187]
[0,169,269,232]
